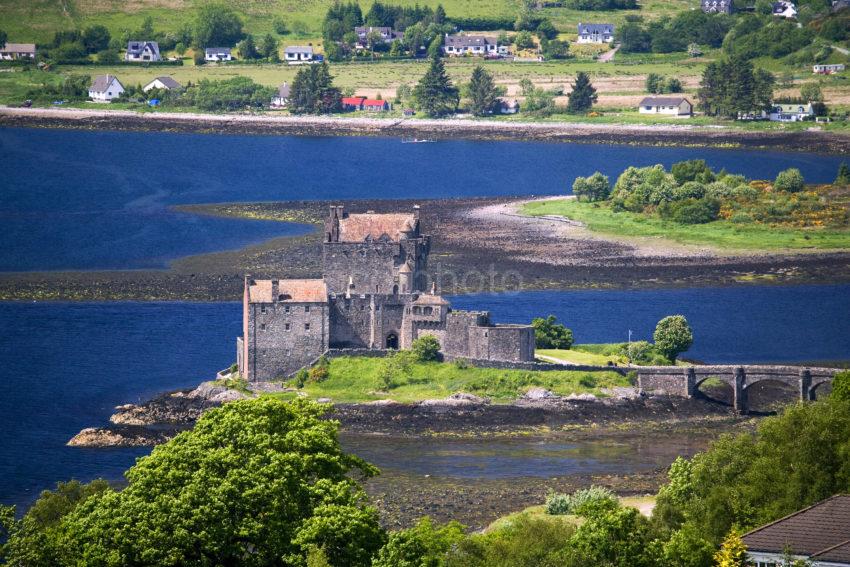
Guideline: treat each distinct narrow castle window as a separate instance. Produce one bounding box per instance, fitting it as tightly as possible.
[304,323,310,330]
[305,305,310,313]
[260,324,266,331]
[285,323,290,331]
[424,307,433,315]
[260,305,266,313]
[284,306,290,313]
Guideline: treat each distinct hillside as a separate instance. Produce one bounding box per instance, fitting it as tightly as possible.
[2,0,694,43]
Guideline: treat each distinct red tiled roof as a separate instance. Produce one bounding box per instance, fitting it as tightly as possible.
[248,279,327,303]
[362,99,387,107]
[338,213,417,242]
[742,495,850,557]
[342,97,365,106]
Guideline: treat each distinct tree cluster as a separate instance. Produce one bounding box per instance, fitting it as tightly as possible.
[645,73,682,94]
[178,76,276,111]
[698,56,774,118]
[617,12,733,54]
[532,315,574,349]
[289,62,343,115]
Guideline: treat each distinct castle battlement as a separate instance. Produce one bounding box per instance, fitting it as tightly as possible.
[237,205,534,381]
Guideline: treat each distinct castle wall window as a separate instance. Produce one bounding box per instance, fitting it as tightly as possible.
[424,307,433,315]
[261,305,266,313]
[285,306,290,313]
[285,323,290,330]
[305,306,310,313]
[304,323,310,330]
[260,324,266,331]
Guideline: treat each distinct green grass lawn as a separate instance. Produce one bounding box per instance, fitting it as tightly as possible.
[270,356,628,403]
[485,494,656,532]
[537,345,627,366]
[523,198,850,251]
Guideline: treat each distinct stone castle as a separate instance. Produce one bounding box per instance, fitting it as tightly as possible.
[237,205,535,381]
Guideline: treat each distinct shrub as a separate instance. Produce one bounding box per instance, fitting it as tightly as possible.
[373,517,466,567]
[545,486,619,517]
[308,356,330,383]
[672,181,707,201]
[671,159,715,185]
[661,198,721,224]
[572,172,611,202]
[411,335,441,362]
[295,368,309,388]
[831,371,850,402]
[453,358,470,370]
[773,168,805,193]
[653,315,694,362]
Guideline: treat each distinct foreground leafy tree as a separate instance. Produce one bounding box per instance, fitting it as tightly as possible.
[566,72,597,113]
[831,370,850,402]
[467,65,500,117]
[411,335,441,362]
[532,315,574,349]
[414,55,459,117]
[5,399,385,566]
[653,315,693,361]
[373,517,465,567]
[572,172,611,202]
[714,528,749,567]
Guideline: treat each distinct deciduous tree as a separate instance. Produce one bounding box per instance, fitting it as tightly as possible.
[532,315,574,349]
[194,4,244,48]
[572,172,611,202]
[653,315,693,361]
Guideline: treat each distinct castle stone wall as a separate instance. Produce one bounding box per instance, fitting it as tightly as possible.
[322,239,429,295]
[443,311,490,358]
[245,302,329,381]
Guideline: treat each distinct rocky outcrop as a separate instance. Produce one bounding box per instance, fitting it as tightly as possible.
[67,427,174,448]
[419,392,491,407]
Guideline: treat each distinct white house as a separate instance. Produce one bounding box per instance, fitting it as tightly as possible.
[354,26,400,49]
[204,47,233,62]
[769,102,814,121]
[638,96,693,117]
[701,0,734,13]
[443,34,501,56]
[743,495,850,567]
[814,63,845,74]
[142,76,182,93]
[0,43,36,60]
[499,99,520,114]
[284,45,314,63]
[125,41,161,62]
[271,83,291,107]
[576,23,615,44]
[88,75,125,102]
[772,1,798,18]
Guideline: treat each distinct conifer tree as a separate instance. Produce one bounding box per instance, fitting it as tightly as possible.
[290,62,341,114]
[567,72,597,113]
[468,65,500,116]
[413,54,459,117]
[434,4,446,24]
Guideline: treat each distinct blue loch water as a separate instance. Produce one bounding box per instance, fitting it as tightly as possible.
[2,285,849,511]
[0,127,846,271]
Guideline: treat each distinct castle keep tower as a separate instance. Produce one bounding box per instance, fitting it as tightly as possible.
[237,205,534,382]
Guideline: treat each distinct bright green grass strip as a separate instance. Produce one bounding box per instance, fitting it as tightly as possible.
[536,347,626,366]
[268,356,628,404]
[522,199,850,251]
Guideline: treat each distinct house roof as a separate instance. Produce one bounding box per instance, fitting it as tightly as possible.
[742,495,850,557]
[127,41,160,55]
[338,213,418,242]
[342,97,365,106]
[247,279,328,303]
[445,34,497,48]
[277,83,290,97]
[639,96,691,106]
[285,45,314,54]
[773,102,814,112]
[147,76,181,89]
[362,99,386,107]
[355,26,395,35]
[90,74,122,93]
[577,23,614,34]
[811,539,850,563]
[0,43,36,54]
[204,47,231,55]
[414,294,449,305]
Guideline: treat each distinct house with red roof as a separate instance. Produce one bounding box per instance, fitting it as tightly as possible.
[341,97,365,111]
[362,99,389,112]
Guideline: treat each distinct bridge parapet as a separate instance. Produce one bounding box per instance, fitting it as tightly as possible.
[637,365,842,412]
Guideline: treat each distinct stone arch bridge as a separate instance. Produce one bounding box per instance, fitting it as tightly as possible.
[637,365,841,412]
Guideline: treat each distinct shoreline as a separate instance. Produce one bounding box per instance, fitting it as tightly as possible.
[2,107,849,155]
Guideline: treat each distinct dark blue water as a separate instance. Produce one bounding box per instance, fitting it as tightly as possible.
[3,285,849,511]
[1,127,845,271]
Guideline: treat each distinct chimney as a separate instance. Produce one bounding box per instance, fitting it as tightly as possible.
[346,276,355,299]
[271,279,279,302]
[413,204,420,220]
[431,281,437,295]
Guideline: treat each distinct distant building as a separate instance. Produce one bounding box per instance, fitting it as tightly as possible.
[701,0,734,13]
[772,1,798,18]
[284,45,314,63]
[88,75,125,102]
[832,0,850,11]
[743,495,850,567]
[814,63,846,74]
[272,83,291,107]
[362,99,390,112]
[142,76,182,92]
[769,102,814,121]
[443,34,501,56]
[499,99,520,114]
[638,96,693,117]
[204,47,233,62]
[236,205,535,381]
[576,23,615,44]
[125,41,161,62]
[341,96,365,111]
[354,26,400,49]
[0,43,36,60]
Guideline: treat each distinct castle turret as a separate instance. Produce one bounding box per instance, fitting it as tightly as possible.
[398,262,413,293]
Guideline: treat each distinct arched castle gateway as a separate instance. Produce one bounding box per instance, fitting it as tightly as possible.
[237,205,535,382]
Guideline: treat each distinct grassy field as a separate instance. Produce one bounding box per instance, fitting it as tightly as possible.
[523,198,850,251]
[485,495,656,532]
[270,356,629,403]
[537,345,627,366]
[0,0,695,44]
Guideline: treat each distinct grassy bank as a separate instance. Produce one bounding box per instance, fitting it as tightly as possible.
[271,356,629,404]
[537,344,628,366]
[486,494,656,532]
[523,198,850,251]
